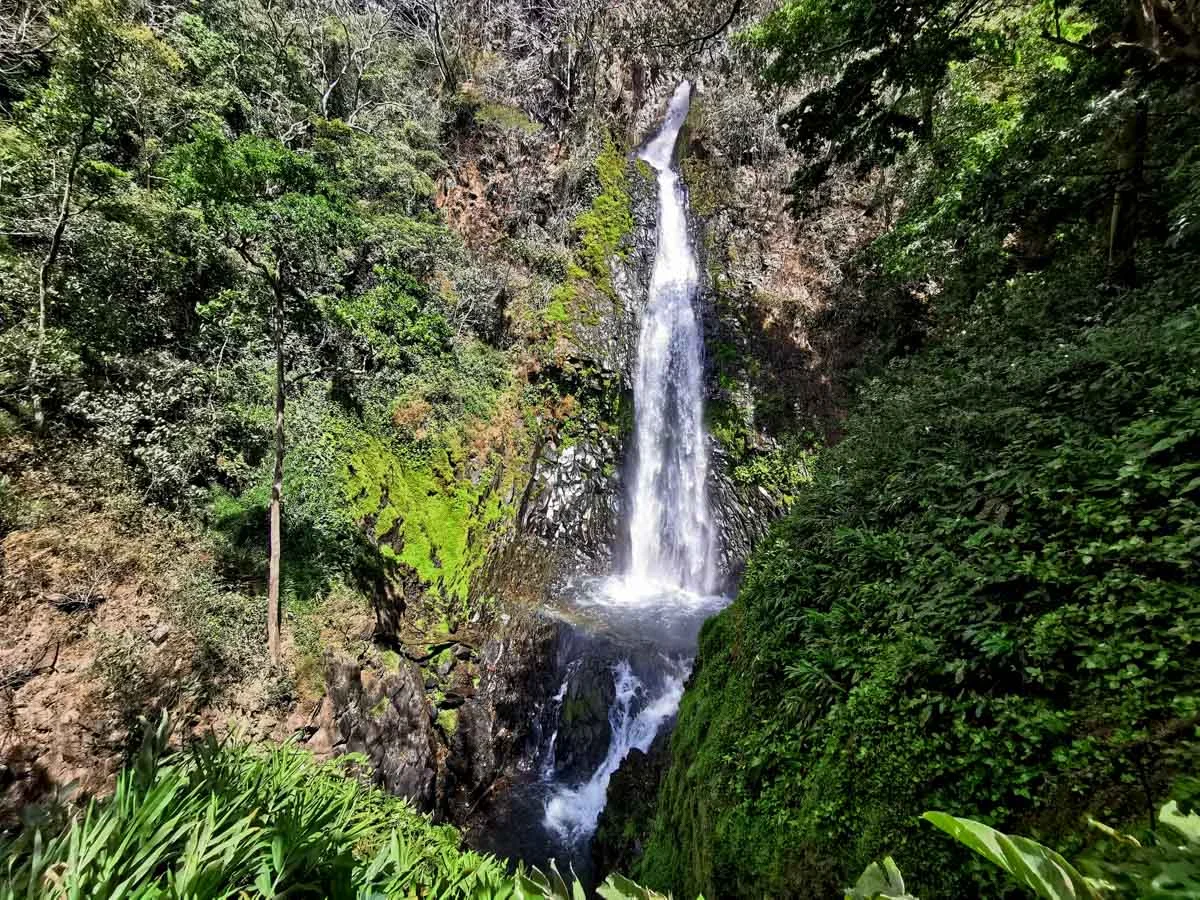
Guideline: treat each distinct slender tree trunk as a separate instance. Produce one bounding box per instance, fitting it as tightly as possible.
[1107,99,1148,286]
[920,84,935,140]
[267,276,285,665]
[1132,0,1160,56]
[31,139,85,433]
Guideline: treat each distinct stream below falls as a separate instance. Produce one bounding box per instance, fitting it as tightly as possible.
[470,82,731,880]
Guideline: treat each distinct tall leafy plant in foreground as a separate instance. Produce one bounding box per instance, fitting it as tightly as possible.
[922,813,1102,900]
[0,716,510,898]
[847,799,1200,899]
[0,717,687,899]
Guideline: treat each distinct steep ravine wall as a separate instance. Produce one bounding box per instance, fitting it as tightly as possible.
[322,63,889,831]
[0,1,883,833]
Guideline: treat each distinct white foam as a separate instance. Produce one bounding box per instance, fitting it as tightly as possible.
[543,659,688,845]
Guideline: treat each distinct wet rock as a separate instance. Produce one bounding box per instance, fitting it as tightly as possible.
[553,658,617,782]
[448,610,562,821]
[592,730,672,880]
[708,460,779,586]
[517,435,623,565]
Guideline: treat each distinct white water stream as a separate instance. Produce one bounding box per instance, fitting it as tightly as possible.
[627,81,715,596]
[539,82,724,849]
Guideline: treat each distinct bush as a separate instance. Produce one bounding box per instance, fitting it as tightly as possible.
[0,718,686,899]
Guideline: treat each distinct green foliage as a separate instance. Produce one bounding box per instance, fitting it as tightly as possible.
[922,812,1102,900]
[340,432,517,614]
[515,864,689,900]
[748,0,1122,201]
[636,4,1200,896]
[0,0,528,654]
[327,270,451,368]
[640,258,1200,898]
[851,797,1200,900]
[0,716,689,899]
[473,101,543,135]
[1081,799,1200,898]
[845,857,916,900]
[708,400,815,505]
[573,136,634,289]
[545,134,634,330]
[0,719,519,899]
[596,872,684,900]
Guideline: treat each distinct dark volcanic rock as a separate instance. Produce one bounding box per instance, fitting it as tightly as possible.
[447,609,562,819]
[552,657,617,782]
[592,728,672,880]
[519,437,623,565]
[326,657,440,810]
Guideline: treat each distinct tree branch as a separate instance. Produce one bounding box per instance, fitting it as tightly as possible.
[648,0,745,50]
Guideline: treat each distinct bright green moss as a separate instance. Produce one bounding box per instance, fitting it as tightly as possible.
[341,434,518,613]
[573,135,633,290]
[437,708,459,735]
[543,291,571,325]
[544,136,634,330]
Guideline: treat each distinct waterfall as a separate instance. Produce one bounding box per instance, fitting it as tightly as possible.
[534,82,723,853]
[627,81,715,595]
[543,658,688,846]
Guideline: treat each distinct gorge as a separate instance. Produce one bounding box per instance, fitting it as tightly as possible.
[469,79,729,875]
[2,0,1198,897]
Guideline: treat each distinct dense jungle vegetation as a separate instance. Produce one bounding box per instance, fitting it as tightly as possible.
[635,0,1200,898]
[2,0,1199,895]
[0,0,661,889]
[0,0,638,691]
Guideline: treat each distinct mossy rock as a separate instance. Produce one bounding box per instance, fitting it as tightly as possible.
[436,708,458,736]
[341,434,520,614]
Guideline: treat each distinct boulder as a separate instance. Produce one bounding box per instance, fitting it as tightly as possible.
[326,657,440,810]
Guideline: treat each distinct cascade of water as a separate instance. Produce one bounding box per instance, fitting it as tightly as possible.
[543,658,688,846]
[627,80,715,595]
[537,82,720,851]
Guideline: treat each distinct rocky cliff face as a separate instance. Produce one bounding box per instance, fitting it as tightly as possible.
[320,609,563,820]
[320,0,890,838]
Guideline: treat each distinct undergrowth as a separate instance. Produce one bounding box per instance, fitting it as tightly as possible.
[634,8,1200,896]
[0,718,682,900]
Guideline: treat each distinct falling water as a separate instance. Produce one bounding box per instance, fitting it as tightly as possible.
[465,83,719,867]
[543,658,688,846]
[533,81,723,853]
[628,81,715,595]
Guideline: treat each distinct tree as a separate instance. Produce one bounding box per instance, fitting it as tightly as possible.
[5,0,173,429]
[168,128,359,662]
[751,0,1197,198]
[748,0,1009,197]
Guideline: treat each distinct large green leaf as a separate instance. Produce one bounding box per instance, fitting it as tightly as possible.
[845,856,917,900]
[598,871,677,899]
[923,812,1103,900]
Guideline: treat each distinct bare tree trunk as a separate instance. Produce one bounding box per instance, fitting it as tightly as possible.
[267,276,286,665]
[1133,0,1160,55]
[1107,98,1148,286]
[31,138,85,433]
[920,84,935,139]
